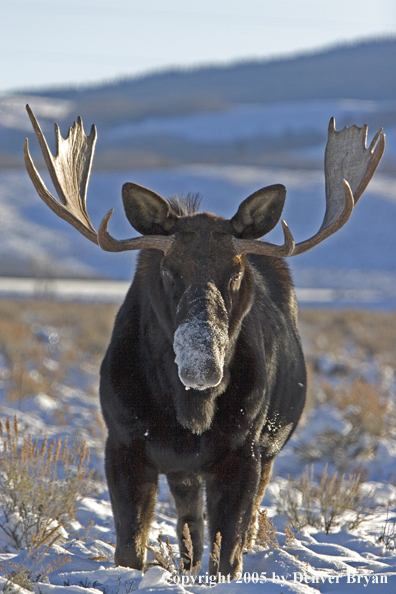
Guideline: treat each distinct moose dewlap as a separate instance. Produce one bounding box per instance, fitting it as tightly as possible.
[24,104,385,579]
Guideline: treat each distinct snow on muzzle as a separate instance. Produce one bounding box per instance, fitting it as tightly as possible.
[173,282,229,391]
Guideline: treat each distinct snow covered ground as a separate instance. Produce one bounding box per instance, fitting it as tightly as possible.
[1,309,396,593]
[0,277,391,307]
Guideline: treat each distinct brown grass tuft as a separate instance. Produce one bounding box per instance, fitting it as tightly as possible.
[255,509,279,549]
[0,416,93,551]
[276,465,376,533]
[0,299,117,402]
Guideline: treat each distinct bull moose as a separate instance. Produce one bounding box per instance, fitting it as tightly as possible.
[24,105,384,578]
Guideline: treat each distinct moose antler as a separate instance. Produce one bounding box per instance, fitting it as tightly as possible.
[24,105,174,253]
[25,107,384,259]
[233,118,385,257]
[24,104,98,244]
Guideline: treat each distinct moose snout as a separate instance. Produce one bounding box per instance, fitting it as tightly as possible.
[178,358,223,391]
[174,320,227,390]
[173,282,229,391]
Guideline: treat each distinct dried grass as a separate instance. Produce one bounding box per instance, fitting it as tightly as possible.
[0,300,394,584]
[0,299,117,401]
[255,509,279,549]
[299,309,396,364]
[2,302,394,404]
[0,416,93,550]
[209,531,222,572]
[146,524,202,582]
[276,465,376,533]
[283,525,296,547]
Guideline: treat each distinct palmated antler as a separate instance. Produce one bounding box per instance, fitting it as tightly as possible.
[24,106,173,253]
[25,108,384,259]
[233,118,385,257]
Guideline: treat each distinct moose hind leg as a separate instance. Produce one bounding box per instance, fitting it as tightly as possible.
[105,437,158,569]
[167,472,205,569]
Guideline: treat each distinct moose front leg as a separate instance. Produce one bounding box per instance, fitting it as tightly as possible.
[205,446,260,579]
[245,455,275,548]
[105,437,158,569]
[167,472,205,569]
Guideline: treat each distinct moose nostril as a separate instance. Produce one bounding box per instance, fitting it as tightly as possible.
[179,364,223,391]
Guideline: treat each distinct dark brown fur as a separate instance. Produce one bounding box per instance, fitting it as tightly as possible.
[99,185,306,578]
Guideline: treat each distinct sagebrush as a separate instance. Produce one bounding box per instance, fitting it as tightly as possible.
[0,416,93,550]
[276,465,376,533]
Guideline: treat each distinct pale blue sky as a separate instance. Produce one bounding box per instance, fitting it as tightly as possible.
[1,0,395,93]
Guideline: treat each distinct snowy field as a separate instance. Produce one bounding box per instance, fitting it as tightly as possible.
[0,301,396,593]
[0,277,392,307]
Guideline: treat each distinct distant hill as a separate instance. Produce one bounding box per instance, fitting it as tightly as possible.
[1,37,395,170]
[30,38,396,125]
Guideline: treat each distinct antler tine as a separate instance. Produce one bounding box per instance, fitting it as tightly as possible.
[98,210,174,253]
[290,118,385,256]
[24,104,99,244]
[233,220,295,256]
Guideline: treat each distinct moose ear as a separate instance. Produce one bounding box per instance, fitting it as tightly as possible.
[122,182,178,235]
[230,184,286,239]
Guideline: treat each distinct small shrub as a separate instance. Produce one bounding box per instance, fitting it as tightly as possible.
[209,531,222,573]
[295,428,372,474]
[335,380,393,439]
[61,576,135,594]
[146,534,180,575]
[181,522,198,570]
[297,380,395,471]
[255,509,279,549]
[276,465,375,533]
[0,416,93,551]
[1,526,71,591]
[377,508,396,551]
[146,524,202,583]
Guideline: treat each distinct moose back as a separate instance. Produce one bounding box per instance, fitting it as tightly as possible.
[24,105,384,578]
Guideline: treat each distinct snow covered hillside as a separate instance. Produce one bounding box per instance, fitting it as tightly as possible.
[1,85,395,307]
[101,98,396,151]
[1,159,395,306]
